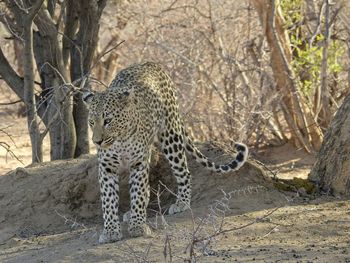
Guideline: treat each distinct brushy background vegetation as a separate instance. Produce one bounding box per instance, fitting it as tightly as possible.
[0,0,350,162]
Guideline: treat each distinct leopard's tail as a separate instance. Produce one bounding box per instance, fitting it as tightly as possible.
[184,135,248,173]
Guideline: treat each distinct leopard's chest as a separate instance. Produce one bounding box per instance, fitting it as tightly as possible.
[108,140,146,172]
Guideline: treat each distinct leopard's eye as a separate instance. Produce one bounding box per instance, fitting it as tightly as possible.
[88,120,94,126]
[104,118,112,126]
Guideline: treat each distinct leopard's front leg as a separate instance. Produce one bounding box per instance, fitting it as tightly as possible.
[98,161,122,244]
[128,161,151,237]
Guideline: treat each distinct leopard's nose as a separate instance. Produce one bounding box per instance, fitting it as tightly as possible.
[94,139,103,146]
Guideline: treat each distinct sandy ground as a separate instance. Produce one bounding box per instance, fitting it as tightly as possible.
[2,199,350,263]
[1,105,350,263]
[0,114,51,175]
[1,159,350,263]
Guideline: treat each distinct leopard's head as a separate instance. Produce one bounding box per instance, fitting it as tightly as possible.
[82,88,135,148]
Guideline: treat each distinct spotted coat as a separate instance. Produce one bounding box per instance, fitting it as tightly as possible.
[82,62,248,243]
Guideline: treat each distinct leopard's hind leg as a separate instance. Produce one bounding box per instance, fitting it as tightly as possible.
[160,129,192,214]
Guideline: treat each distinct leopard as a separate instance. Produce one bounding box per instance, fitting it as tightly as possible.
[82,62,248,244]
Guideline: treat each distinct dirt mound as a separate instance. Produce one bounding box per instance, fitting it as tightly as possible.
[5,144,346,263]
[0,143,282,244]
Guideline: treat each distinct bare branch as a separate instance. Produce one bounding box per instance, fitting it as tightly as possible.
[90,40,125,73]
[0,99,22,106]
[0,126,24,165]
[0,46,25,101]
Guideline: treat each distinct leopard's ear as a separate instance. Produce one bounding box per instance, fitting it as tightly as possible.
[122,90,131,97]
[123,88,137,104]
[80,76,95,108]
[82,90,94,108]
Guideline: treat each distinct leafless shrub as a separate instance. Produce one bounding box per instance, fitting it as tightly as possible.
[97,0,281,149]
[54,209,87,230]
[0,125,23,164]
[141,183,274,262]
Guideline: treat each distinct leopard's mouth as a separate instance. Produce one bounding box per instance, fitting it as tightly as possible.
[100,138,115,148]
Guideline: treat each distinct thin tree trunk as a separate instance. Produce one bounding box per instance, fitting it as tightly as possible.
[251,0,323,151]
[22,0,44,163]
[34,8,76,160]
[315,0,332,130]
[70,0,107,157]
